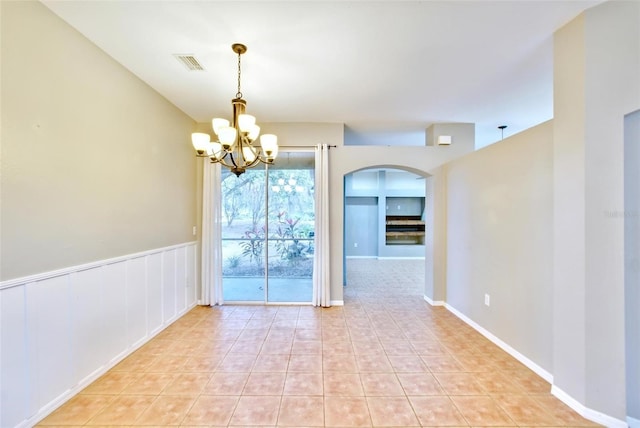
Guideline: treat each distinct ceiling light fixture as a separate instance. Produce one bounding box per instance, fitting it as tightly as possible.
[191,43,278,176]
[498,125,507,140]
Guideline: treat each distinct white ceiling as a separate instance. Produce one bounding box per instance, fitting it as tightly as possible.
[41,0,600,148]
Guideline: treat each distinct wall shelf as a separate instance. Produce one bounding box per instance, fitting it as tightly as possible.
[385,216,425,245]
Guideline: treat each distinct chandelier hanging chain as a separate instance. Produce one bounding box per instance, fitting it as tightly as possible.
[236,49,243,99]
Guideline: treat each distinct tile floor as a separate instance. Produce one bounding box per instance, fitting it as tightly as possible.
[37,259,600,427]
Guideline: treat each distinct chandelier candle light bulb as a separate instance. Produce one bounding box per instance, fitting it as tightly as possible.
[190,43,278,176]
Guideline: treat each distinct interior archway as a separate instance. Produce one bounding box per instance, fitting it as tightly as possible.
[343,166,429,303]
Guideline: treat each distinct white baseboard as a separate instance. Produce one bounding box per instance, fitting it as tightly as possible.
[551,386,629,428]
[345,256,377,259]
[330,300,344,306]
[628,415,640,428]
[423,295,445,306]
[444,302,628,428]
[444,303,553,383]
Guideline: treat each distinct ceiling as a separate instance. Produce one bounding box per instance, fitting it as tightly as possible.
[41,0,600,148]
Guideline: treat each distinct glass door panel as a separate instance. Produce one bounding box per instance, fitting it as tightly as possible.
[266,152,315,303]
[221,166,266,302]
[220,151,314,303]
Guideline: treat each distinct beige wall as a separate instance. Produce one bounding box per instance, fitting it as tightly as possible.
[0,1,198,281]
[553,1,639,420]
[444,121,554,372]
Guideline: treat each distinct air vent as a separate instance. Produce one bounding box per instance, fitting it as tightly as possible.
[174,54,204,71]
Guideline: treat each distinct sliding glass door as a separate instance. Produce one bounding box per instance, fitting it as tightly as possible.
[221,151,314,303]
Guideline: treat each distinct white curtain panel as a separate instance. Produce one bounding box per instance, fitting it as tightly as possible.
[312,144,331,307]
[200,159,224,306]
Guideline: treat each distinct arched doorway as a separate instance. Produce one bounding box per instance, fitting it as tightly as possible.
[343,167,427,301]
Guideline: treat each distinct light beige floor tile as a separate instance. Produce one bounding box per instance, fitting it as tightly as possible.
[408,395,468,426]
[421,355,465,372]
[181,395,239,426]
[291,339,323,355]
[355,353,393,372]
[229,395,281,426]
[229,340,263,356]
[132,395,195,425]
[366,396,420,427]
[295,329,322,341]
[86,395,155,425]
[473,371,526,394]
[493,394,558,426]
[386,355,428,372]
[38,395,114,426]
[144,355,189,373]
[161,372,210,395]
[380,339,416,356]
[82,371,141,395]
[324,396,371,427]
[182,355,222,372]
[203,372,249,395]
[278,396,324,426]
[253,354,290,372]
[323,353,358,372]
[323,373,364,396]
[111,354,157,372]
[261,340,294,355]
[450,395,515,426]
[503,369,552,393]
[360,373,404,396]
[396,372,444,395]
[288,354,323,372]
[531,394,602,426]
[283,372,324,395]
[121,372,176,395]
[243,372,286,395]
[218,354,257,372]
[433,373,486,395]
[351,340,384,355]
[322,340,354,355]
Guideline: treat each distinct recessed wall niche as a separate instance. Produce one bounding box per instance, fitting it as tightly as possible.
[345,168,426,258]
[385,197,425,245]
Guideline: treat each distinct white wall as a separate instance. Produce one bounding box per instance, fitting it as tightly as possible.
[444,121,554,373]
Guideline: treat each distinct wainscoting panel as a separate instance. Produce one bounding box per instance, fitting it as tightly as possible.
[1,285,29,427]
[127,256,149,347]
[186,243,197,307]
[147,252,163,335]
[102,262,129,363]
[162,249,177,324]
[26,275,74,416]
[69,267,106,388]
[0,242,198,428]
[176,246,187,315]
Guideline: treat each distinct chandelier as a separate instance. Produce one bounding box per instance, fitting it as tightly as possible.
[191,43,278,176]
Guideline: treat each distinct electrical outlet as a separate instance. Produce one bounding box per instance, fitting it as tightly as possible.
[192,226,197,236]
[354,243,358,248]
[484,294,490,306]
